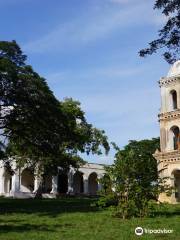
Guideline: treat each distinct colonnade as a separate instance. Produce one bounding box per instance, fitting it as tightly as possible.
[0,163,104,197]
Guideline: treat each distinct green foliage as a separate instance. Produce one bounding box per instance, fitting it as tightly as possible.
[0,40,109,176]
[99,138,172,219]
[140,0,180,63]
[97,172,118,208]
[97,193,118,208]
[61,98,110,156]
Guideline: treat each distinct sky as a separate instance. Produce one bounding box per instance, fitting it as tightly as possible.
[0,0,170,164]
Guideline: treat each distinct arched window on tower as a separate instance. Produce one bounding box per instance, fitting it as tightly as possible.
[170,90,177,110]
[170,126,180,150]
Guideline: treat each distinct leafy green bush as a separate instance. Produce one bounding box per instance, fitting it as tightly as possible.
[98,139,173,219]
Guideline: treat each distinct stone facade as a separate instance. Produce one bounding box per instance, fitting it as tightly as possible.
[0,161,105,198]
[154,61,180,203]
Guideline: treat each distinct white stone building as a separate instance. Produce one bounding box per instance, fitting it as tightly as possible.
[0,161,105,198]
[154,60,180,203]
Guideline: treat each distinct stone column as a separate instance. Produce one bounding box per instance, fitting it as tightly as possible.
[11,169,20,193]
[97,175,103,192]
[83,175,89,194]
[98,182,102,191]
[67,170,74,194]
[51,176,58,194]
[0,167,5,194]
[33,175,41,193]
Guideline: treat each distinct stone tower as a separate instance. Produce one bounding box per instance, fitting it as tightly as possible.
[154,61,180,203]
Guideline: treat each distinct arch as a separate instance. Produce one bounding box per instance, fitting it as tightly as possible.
[172,169,180,202]
[73,171,84,194]
[21,168,34,193]
[88,172,98,195]
[58,171,68,194]
[169,126,180,150]
[3,169,12,193]
[170,90,177,110]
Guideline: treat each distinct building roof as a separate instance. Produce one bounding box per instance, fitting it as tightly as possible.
[167,60,180,77]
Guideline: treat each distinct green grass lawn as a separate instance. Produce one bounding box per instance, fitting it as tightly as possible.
[0,197,179,240]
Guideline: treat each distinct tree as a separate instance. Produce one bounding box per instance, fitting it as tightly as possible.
[99,138,172,219]
[0,41,110,193]
[140,1,180,64]
[0,41,68,171]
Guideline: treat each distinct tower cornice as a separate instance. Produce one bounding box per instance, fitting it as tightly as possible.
[159,76,180,87]
[158,109,180,121]
[153,150,180,163]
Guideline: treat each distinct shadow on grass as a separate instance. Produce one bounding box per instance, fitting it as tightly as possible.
[0,222,75,233]
[152,204,180,218]
[0,197,99,217]
[0,223,54,233]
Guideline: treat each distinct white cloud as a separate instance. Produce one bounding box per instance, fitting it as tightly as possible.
[109,0,135,4]
[87,66,143,78]
[45,65,144,84]
[80,88,159,116]
[78,85,159,164]
[23,1,164,54]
